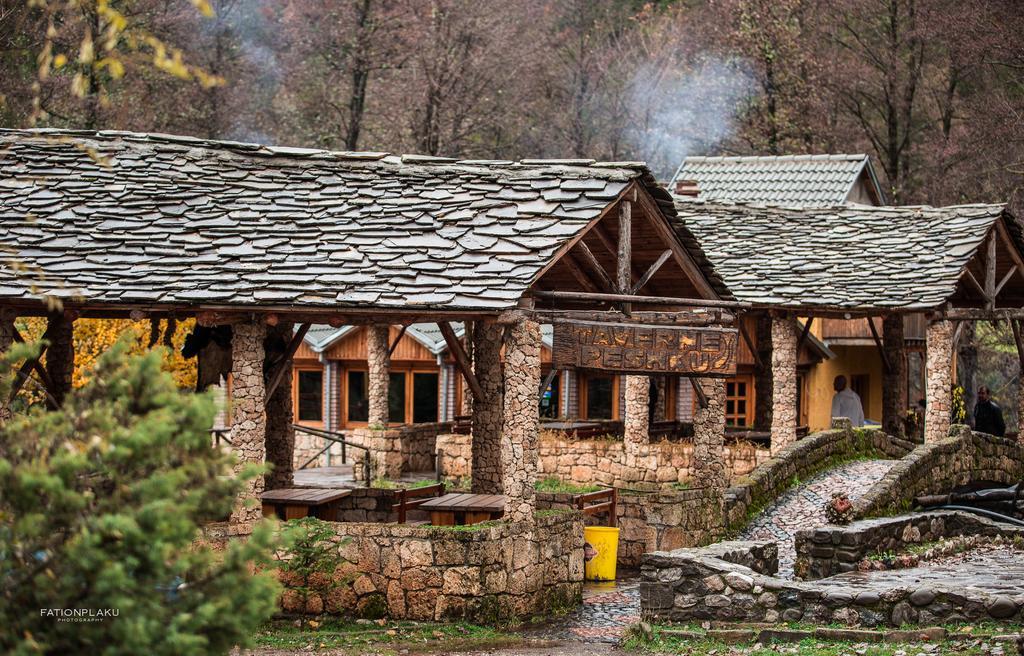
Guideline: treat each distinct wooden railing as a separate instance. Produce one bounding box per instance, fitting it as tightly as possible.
[574,488,617,527]
[292,424,371,484]
[393,482,446,523]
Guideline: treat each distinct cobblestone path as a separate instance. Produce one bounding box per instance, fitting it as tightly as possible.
[525,459,899,644]
[738,458,899,577]
[522,577,640,644]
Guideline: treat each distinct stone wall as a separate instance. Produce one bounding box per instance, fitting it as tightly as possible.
[537,488,724,567]
[436,432,770,488]
[344,423,452,480]
[724,422,915,532]
[640,538,1024,626]
[277,511,584,623]
[794,511,1024,580]
[399,422,450,472]
[853,426,1024,518]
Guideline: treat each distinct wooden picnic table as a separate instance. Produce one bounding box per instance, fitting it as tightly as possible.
[261,487,351,521]
[417,493,505,526]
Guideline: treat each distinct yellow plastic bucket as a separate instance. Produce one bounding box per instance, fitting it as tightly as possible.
[583,526,620,581]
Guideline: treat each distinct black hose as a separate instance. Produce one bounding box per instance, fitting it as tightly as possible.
[923,504,1024,528]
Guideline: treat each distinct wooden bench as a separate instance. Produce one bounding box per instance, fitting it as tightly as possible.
[392,482,446,524]
[574,488,617,527]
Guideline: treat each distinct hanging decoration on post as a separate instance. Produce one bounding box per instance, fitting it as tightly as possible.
[551,320,738,376]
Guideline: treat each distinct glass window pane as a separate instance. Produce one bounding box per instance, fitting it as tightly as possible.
[413,373,439,423]
[347,371,368,423]
[297,370,323,422]
[389,372,406,423]
[586,377,613,420]
[540,372,560,419]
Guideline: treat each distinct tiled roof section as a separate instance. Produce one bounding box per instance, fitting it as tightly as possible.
[674,201,1014,310]
[672,154,881,206]
[0,129,678,312]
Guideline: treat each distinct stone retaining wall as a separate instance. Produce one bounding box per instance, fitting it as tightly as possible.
[436,432,769,488]
[794,511,1024,580]
[347,423,452,480]
[854,426,1024,518]
[278,512,584,623]
[640,536,1024,627]
[537,488,724,567]
[399,422,450,472]
[724,422,914,531]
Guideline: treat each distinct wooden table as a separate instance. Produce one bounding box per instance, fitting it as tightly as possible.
[261,488,351,521]
[417,493,505,526]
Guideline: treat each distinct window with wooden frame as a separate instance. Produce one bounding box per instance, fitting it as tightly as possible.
[580,373,618,420]
[724,375,753,427]
[293,368,324,425]
[341,365,441,427]
[539,369,561,419]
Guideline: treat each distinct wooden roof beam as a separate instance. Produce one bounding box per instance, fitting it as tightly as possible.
[438,321,484,400]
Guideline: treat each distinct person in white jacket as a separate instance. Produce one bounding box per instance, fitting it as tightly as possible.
[830,375,865,427]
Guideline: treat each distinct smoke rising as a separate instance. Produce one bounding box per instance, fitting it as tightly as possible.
[627,55,757,180]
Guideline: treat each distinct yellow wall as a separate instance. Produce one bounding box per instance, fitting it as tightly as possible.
[805,344,884,431]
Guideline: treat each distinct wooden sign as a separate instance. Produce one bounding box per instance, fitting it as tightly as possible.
[552,320,738,377]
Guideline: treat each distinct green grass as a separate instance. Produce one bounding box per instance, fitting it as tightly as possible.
[253,618,513,653]
[622,624,995,655]
[371,478,436,490]
[534,476,603,494]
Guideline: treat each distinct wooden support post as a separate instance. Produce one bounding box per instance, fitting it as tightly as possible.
[985,231,997,310]
[388,324,409,358]
[882,314,908,437]
[996,266,1018,299]
[689,377,708,409]
[562,253,600,293]
[738,319,764,372]
[867,317,892,373]
[539,368,559,397]
[617,200,632,314]
[438,321,484,401]
[630,249,672,295]
[796,316,814,352]
[573,239,617,293]
[264,322,311,406]
[1012,320,1024,439]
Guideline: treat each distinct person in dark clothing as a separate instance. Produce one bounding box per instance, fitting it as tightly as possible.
[974,385,1006,436]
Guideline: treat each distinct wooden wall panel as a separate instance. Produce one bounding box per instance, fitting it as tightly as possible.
[324,326,436,362]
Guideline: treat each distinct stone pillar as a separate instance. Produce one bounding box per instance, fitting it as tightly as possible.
[501,317,541,523]
[0,309,15,423]
[753,313,774,431]
[264,322,295,490]
[229,320,267,532]
[925,319,955,443]
[45,312,75,406]
[691,378,727,492]
[882,314,908,437]
[471,321,503,493]
[770,314,798,455]
[366,325,390,427]
[623,375,649,479]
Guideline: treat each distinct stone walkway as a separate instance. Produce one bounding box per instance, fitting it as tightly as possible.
[523,459,900,643]
[522,576,641,644]
[738,458,900,578]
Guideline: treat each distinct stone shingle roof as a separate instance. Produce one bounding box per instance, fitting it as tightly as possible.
[672,154,883,206]
[0,129,719,313]
[674,201,1018,311]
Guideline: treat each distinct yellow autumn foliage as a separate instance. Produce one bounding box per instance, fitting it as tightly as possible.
[16,317,197,391]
